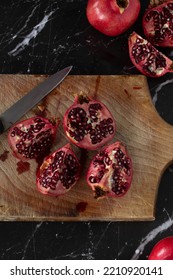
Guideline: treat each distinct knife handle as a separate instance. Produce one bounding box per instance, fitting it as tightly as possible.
[0,119,5,134]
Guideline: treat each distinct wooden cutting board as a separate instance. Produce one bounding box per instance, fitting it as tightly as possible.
[0,74,172,221]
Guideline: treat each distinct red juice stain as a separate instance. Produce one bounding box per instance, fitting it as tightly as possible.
[76,202,88,213]
[0,150,9,162]
[93,75,101,99]
[124,89,131,98]
[17,161,30,174]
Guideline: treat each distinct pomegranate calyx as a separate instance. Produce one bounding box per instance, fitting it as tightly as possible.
[77,94,90,105]
[115,0,129,14]
[48,116,61,127]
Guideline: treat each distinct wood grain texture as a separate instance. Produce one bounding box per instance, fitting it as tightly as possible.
[0,74,173,221]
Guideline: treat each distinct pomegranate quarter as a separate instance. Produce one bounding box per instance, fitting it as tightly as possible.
[36,144,80,196]
[8,117,59,161]
[128,32,173,77]
[63,95,116,150]
[87,142,133,199]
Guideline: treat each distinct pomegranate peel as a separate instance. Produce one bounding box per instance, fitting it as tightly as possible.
[63,95,116,150]
[143,0,173,47]
[36,143,80,197]
[87,141,133,199]
[8,116,59,161]
[128,32,173,77]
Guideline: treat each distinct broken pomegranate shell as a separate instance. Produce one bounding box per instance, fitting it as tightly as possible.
[63,95,116,150]
[86,141,133,199]
[143,0,173,47]
[128,32,173,77]
[36,143,80,196]
[8,116,59,161]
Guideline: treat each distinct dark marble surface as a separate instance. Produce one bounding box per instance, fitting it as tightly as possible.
[0,0,173,260]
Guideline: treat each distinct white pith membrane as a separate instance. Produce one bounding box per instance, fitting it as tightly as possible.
[37,145,80,196]
[87,142,132,199]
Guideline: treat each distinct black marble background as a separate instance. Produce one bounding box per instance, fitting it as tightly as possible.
[0,0,173,260]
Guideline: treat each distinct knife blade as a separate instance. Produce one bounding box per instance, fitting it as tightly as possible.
[0,66,72,134]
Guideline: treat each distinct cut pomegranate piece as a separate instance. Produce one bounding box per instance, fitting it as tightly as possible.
[8,117,59,161]
[63,95,116,150]
[86,142,133,199]
[36,143,80,196]
[143,0,173,47]
[128,32,173,77]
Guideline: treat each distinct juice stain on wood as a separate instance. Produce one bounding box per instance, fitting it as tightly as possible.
[16,161,30,174]
[76,201,88,212]
[93,75,101,99]
[0,150,9,162]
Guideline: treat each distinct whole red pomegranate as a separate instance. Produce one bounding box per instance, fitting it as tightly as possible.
[143,0,173,47]
[36,143,80,196]
[8,117,58,161]
[63,95,116,150]
[128,32,173,77]
[86,141,133,199]
[148,236,173,260]
[86,0,141,36]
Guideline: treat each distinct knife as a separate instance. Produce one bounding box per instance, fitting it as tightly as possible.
[0,66,72,134]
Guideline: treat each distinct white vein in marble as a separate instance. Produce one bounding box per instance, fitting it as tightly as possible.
[22,222,43,260]
[131,216,173,260]
[8,11,55,56]
[152,78,173,105]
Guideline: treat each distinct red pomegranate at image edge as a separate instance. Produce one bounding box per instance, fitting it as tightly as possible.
[143,0,173,47]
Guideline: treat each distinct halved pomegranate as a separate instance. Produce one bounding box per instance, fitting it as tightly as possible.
[143,0,173,47]
[36,143,80,196]
[86,141,133,199]
[63,95,116,150]
[8,116,59,161]
[128,32,173,77]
